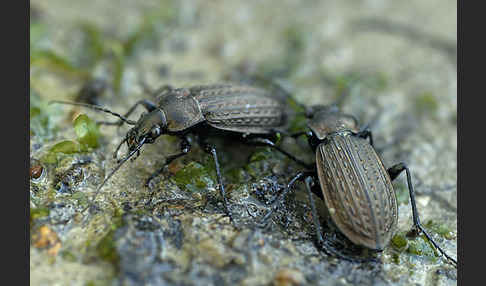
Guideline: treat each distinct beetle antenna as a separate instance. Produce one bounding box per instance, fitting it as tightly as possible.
[238,74,309,114]
[81,137,146,214]
[49,100,137,125]
[264,77,309,113]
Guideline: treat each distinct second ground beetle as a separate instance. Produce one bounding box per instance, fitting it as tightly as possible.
[260,104,457,266]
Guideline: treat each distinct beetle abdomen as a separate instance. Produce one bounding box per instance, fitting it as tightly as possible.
[194,86,286,134]
[316,133,398,250]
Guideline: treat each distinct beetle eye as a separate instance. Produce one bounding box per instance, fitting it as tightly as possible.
[150,126,160,137]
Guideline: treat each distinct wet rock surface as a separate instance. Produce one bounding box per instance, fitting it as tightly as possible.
[30,0,457,285]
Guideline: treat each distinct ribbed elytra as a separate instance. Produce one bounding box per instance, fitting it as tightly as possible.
[316,133,397,250]
[194,85,286,133]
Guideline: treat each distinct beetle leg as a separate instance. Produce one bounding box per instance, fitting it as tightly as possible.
[98,99,158,126]
[138,75,173,97]
[198,140,234,223]
[268,128,288,136]
[388,163,457,266]
[304,176,325,245]
[318,232,380,264]
[144,136,191,187]
[357,129,374,147]
[303,177,379,263]
[257,172,308,227]
[288,131,313,139]
[244,137,312,169]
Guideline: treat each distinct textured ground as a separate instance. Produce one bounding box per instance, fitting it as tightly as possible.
[30,1,457,285]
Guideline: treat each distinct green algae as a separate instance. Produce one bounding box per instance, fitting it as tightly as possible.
[334,71,388,102]
[41,114,100,164]
[390,231,439,263]
[425,220,455,240]
[173,162,215,193]
[30,89,59,141]
[74,114,100,150]
[391,233,408,252]
[42,141,81,164]
[71,192,89,207]
[96,230,120,270]
[30,207,50,229]
[281,24,306,75]
[287,112,308,134]
[30,21,89,79]
[109,41,126,96]
[75,4,178,95]
[60,250,78,262]
[414,92,439,116]
[30,22,47,50]
[31,50,89,79]
[407,235,438,260]
[77,23,105,69]
[95,209,124,271]
[244,147,276,179]
[394,182,410,205]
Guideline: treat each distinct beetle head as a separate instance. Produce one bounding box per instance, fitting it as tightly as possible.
[126,109,168,152]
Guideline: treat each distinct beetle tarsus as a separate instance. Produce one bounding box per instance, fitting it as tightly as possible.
[245,137,312,169]
[138,75,173,97]
[258,172,307,226]
[145,137,191,187]
[304,176,379,263]
[387,162,457,267]
[318,233,380,264]
[200,140,234,224]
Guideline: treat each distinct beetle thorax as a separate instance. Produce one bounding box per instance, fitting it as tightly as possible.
[307,110,359,140]
[158,92,205,132]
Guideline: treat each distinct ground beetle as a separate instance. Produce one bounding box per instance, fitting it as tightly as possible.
[52,83,306,222]
[260,104,457,266]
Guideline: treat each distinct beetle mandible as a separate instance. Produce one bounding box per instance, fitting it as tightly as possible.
[260,104,457,266]
[52,83,307,222]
